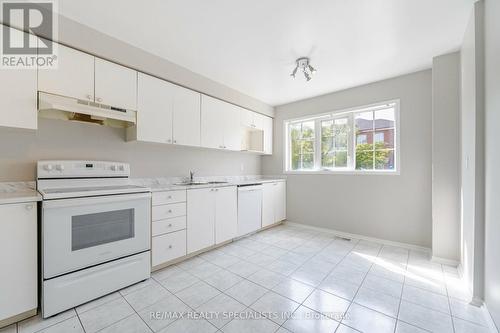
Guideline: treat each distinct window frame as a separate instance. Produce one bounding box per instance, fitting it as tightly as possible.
[284,100,400,175]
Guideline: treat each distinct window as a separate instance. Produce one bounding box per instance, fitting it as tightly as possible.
[289,120,315,170]
[285,101,399,174]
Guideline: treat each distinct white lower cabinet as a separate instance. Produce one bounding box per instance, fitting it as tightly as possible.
[151,191,187,269]
[262,181,287,228]
[152,230,187,267]
[187,188,215,253]
[0,202,38,327]
[187,186,237,254]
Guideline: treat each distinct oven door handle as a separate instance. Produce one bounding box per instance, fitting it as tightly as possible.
[43,192,151,209]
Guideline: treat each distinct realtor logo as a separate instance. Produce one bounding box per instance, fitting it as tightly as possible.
[1,0,57,68]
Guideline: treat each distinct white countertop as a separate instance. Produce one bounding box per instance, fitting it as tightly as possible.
[143,178,286,192]
[0,176,286,201]
[0,182,42,205]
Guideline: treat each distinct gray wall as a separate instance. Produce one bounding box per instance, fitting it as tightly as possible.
[460,1,485,301]
[431,52,461,262]
[263,70,432,248]
[484,0,500,328]
[0,119,261,181]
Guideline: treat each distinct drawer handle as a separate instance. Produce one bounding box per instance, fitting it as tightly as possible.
[168,195,172,199]
[25,204,34,210]
[168,245,172,249]
[168,223,173,227]
[168,209,172,213]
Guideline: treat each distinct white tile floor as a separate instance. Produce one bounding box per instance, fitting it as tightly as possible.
[2,224,496,333]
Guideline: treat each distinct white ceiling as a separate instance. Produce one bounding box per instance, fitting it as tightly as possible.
[58,0,473,106]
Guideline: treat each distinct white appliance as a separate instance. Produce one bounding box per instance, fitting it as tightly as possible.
[38,92,137,128]
[237,184,263,236]
[37,161,151,318]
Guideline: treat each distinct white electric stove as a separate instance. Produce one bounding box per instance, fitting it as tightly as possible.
[37,161,151,318]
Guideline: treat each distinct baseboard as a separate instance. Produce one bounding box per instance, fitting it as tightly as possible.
[285,221,431,253]
[431,255,460,267]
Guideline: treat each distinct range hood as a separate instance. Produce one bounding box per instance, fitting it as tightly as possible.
[38,92,136,128]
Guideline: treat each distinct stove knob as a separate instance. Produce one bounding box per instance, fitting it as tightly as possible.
[118,165,125,171]
[56,164,64,171]
[44,164,53,171]
[111,165,118,171]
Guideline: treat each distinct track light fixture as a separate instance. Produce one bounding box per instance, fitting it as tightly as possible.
[290,57,316,81]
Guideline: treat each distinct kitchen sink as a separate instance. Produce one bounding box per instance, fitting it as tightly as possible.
[174,181,229,186]
[174,181,209,186]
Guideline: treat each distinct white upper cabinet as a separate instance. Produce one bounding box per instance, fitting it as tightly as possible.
[201,95,224,149]
[134,73,174,144]
[263,115,273,155]
[223,104,242,151]
[201,95,241,151]
[172,86,201,147]
[215,187,237,244]
[240,109,254,128]
[0,27,37,130]
[253,113,264,130]
[38,42,94,102]
[240,108,264,130]
[94,58,137,110]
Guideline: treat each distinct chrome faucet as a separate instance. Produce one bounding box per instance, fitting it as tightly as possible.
[189,171,194,182]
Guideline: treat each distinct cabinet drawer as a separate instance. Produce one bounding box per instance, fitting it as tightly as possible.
[152,230,186,266]
[152,190,186,206]
[152,216,186,236]
[152,202,186,221]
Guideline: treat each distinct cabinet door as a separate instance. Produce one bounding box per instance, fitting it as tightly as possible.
[172,86,201,146]
[38,42,94,102]
[0,27,37,130]
[215,186,237,244]
[223,103,242,151]
[201,95,225,149]
[274,182,286,222]
[263,116,273,155]
[187,188,215,253]
[240,108,254,128]
[262,183,275,228]
[95,58,137,110]
[0,203,37,321]
[253,112,264,130]
[135,73,174,143]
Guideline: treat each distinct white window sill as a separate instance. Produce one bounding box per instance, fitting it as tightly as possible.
[283,170,400,176]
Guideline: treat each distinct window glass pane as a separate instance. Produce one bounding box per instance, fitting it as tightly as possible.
[301,121,315,139]
[322,152,334,168]
[355,111,373,132]
[356,150,374,170]
[302,153,314,169]
[374,129,394,149]
[335,151,348,167]
[374,108,395,130]
[290,120,315,170]
[375,149,395,170]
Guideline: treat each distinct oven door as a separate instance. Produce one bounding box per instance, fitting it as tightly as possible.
[42,192,151,279]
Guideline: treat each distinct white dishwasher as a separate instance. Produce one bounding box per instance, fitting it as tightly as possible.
[237,184,263,237]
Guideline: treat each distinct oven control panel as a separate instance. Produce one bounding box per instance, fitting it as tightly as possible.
[37,161,130,179]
